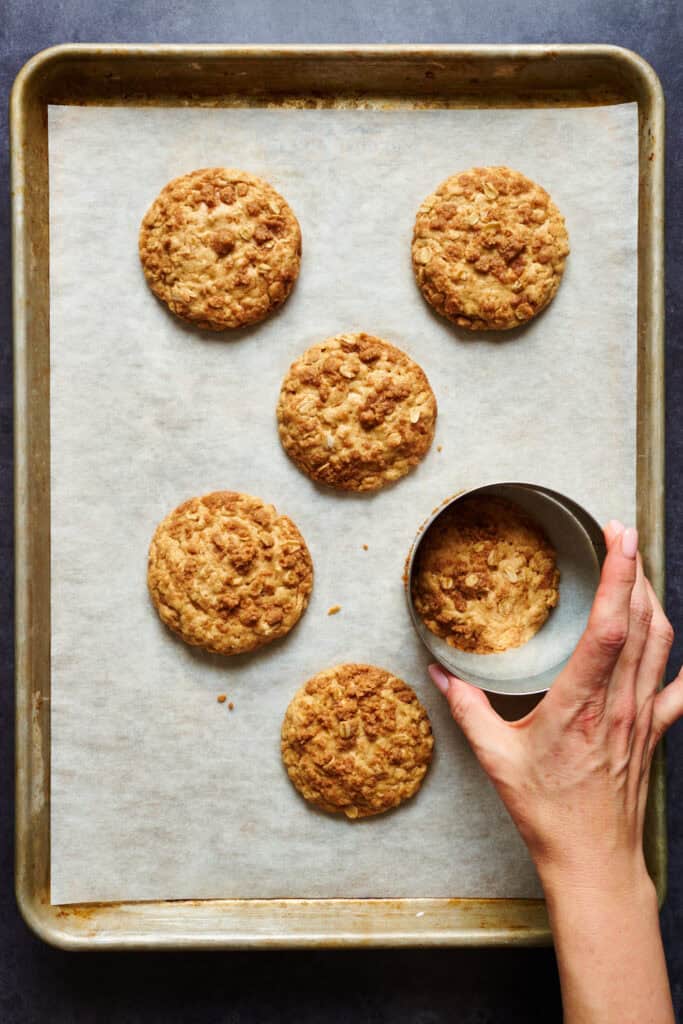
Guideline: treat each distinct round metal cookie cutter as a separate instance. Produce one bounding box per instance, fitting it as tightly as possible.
[405,482,607,696]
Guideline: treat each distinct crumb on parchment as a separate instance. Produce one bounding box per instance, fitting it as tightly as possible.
[228,702,234,710]
[327,605,342,616]
[217,694,227,704]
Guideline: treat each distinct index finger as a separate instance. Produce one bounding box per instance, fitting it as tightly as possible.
[554,526,639,701]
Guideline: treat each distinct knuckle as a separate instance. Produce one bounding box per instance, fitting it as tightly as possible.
[572,696,606,734]
[630,598,653,630]
[610,696,637,731]
[651,619,675,648]
[613,565,637,587]
[592,618,629,656]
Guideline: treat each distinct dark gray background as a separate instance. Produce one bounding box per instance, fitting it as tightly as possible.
[2,2,681,1021]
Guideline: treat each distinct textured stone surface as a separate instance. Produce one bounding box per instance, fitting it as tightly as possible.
[2,1,681,1020]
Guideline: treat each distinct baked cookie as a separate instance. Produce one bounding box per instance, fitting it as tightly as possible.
[139,168,301,330]
[412,166,569,331]
[281,664,433,819]
[277,333,437,492]
[148,491,313,655]
[412,496,560,654]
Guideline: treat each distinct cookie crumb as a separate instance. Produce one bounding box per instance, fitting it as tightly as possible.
[228,702,234,711]
[327,604,342,616]
[362,544,368,551]
[437,445,443,452]
[217,694,227,704]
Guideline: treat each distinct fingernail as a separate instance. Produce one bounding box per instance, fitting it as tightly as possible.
[606,519,625,535]
[621,527,638,559]
[428,663,450,695]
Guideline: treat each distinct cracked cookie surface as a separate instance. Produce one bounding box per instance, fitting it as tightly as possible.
[148,491,313,655]
[281,664,433,819]
[277,333,437,492]
[139,168,301,330]
[412,166,569,331]
[412,496,560,654]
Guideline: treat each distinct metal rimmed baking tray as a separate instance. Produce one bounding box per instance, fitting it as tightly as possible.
[12,44,665,950]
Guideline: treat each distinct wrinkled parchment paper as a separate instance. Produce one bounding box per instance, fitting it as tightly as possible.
[48,102,637,904]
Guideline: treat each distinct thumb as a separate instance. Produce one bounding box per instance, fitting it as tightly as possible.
[428,663,504,750]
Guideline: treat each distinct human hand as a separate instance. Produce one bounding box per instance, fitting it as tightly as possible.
[428,521,683,895]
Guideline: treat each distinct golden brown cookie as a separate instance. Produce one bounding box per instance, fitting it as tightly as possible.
[412,166,569,331]
[281,664,433,819]
[148,491,313,655]
[412,496,560,653]
[277,333,437,492]
[139,168,301,330]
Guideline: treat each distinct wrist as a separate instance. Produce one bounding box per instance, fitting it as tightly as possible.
[537,850,656,907]
[539,854,672,1024]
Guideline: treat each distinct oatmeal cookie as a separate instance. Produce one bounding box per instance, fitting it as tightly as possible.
[412,495,560,653]
[139,168,301,330]
[277,333,437,492]
[281,664,433,819]
[412,166,569,331]
[148,491,313,655]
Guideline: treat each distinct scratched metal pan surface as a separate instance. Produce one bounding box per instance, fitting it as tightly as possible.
[11,44,665,950]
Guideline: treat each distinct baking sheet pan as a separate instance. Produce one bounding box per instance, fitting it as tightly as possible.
[48,101,637,906]
[10,46,663,942]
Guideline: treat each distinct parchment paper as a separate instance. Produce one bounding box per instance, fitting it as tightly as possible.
[48,102,638,904]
